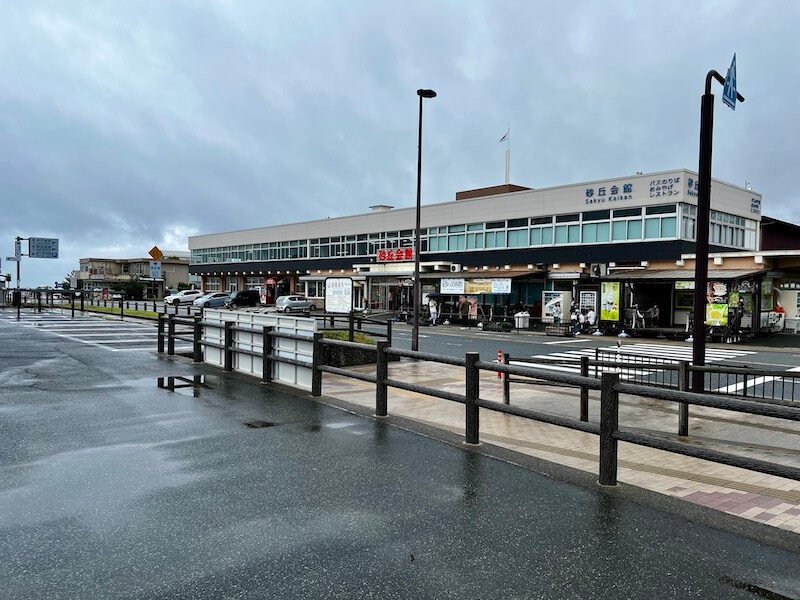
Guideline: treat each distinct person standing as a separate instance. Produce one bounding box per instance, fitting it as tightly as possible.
[428,297,438,326]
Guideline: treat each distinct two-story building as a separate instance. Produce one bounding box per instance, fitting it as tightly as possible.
[188,168,797,332]
[77,253,193,298]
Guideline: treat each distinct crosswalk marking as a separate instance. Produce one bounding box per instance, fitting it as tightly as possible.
[714,366,800,394]
[0,311,189,353]
[511,342,756,382]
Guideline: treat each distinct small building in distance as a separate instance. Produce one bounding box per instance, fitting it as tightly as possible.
[77,251,195,298]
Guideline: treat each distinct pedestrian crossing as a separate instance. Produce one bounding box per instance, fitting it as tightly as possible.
[0,311,191,353]
[512,342,757,382]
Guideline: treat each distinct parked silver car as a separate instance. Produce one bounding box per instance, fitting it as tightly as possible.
[275,295,317,313]
[193,292,231,308]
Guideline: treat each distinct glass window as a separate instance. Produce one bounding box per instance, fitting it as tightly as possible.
[508,218,528,228]
[596,222,610,242]
[466,233,483,249]
[568,224,580,243]
[508,229,528,247]
[530,228,541,245]
[646,204,676,215]
[541,227,553,244]
[627,219,642,240]
[612,221,627,241]
[556,214,579,223]
[661,216,676,238]
[485,231,506,248]
[486,221,505,229]
[448,225,466,233]
[448,235,465,251]
[555,225,567,244]
[583,223,597,243]
[644,218,661,238]
[531,216,552,225]
[582,210,610,221]
[614,208,642,218]
[467,223,484,231]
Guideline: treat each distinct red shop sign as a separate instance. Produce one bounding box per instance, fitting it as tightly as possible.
[378,248,413,262]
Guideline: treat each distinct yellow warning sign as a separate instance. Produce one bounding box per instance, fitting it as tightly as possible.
[148,246,164,261]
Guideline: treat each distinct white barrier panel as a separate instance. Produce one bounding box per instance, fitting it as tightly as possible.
[202,310,317,390]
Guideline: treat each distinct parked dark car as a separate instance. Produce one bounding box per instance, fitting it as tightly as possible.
[224,289,261,309]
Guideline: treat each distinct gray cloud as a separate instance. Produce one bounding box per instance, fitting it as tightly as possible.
[1,1,798,286]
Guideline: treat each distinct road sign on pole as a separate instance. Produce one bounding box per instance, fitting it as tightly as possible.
[149,260,162,279]
[723,53,737,110]
[15,239,21,260]
[149,246,164,261]
[29,237,59,259]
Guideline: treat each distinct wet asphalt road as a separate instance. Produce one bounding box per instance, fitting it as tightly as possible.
[1,312,799,599]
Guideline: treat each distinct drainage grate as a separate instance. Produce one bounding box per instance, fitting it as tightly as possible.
[245,420,276,429]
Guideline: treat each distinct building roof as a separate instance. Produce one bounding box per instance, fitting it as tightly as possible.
[80,257,189,264]
[605,268,767,281]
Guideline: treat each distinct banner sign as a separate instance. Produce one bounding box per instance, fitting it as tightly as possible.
[601,282,620,321]
[325,277,353,313]
[440,278,511,295]
[440,278,465,294]
[706,303,729,326]
[675,281,695,290]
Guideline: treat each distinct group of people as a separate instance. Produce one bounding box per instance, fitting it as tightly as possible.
[632,304,660,329]
[553,301,597,335]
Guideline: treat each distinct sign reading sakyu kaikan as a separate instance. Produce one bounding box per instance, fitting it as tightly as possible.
[377,248,413,262]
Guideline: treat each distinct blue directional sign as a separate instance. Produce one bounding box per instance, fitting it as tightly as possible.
[29,237,59,259]
[723,53,737,110]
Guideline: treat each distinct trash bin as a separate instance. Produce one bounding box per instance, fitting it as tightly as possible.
[514,312,530,330]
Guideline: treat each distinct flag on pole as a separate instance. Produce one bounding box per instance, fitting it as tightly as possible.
[499,129,509,143]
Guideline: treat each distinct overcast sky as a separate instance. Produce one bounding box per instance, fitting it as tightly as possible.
[2,1,799,287]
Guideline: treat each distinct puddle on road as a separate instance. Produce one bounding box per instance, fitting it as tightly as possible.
[156,375,221,397]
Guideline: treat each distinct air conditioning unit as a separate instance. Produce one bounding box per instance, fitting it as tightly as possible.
[450,264,462,273]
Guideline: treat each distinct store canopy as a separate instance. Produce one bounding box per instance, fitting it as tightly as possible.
[604,268,768,281]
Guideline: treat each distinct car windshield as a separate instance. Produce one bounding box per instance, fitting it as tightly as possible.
[276,296,287,302]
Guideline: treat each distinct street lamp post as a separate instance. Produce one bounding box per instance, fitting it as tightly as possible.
[691,69,744,392]
[412,88,436,352]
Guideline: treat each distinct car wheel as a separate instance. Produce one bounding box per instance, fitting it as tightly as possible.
[204,302,210,308]
[309,305,317,311]
[284,307,291,313]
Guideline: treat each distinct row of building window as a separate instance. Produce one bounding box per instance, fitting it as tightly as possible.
[191,203,757,265]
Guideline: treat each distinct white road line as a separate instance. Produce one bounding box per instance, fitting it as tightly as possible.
[543,338,584,345]
[714,366,800,393]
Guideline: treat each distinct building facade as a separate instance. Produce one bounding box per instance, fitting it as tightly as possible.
[188,168,797,331]
[78,255,192,298]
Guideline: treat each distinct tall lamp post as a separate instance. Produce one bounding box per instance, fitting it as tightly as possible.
[412,88,436,352]
[691,66,744,393]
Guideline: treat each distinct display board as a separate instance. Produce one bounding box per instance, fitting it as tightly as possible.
[600,282,620,321]
[325,277,353,313]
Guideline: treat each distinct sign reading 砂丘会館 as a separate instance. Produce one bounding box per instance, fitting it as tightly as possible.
[325,277,353,313]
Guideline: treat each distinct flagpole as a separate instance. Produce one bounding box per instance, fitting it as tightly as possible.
[504,125,510,184]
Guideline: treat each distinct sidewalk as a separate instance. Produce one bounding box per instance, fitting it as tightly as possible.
[321,359,800,536]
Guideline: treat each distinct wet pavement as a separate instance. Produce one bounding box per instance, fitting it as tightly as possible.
[1,310,800,599]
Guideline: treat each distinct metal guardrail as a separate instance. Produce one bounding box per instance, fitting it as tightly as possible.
[155,316,800,489]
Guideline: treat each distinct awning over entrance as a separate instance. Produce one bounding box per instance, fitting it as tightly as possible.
[604,268,768,281]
